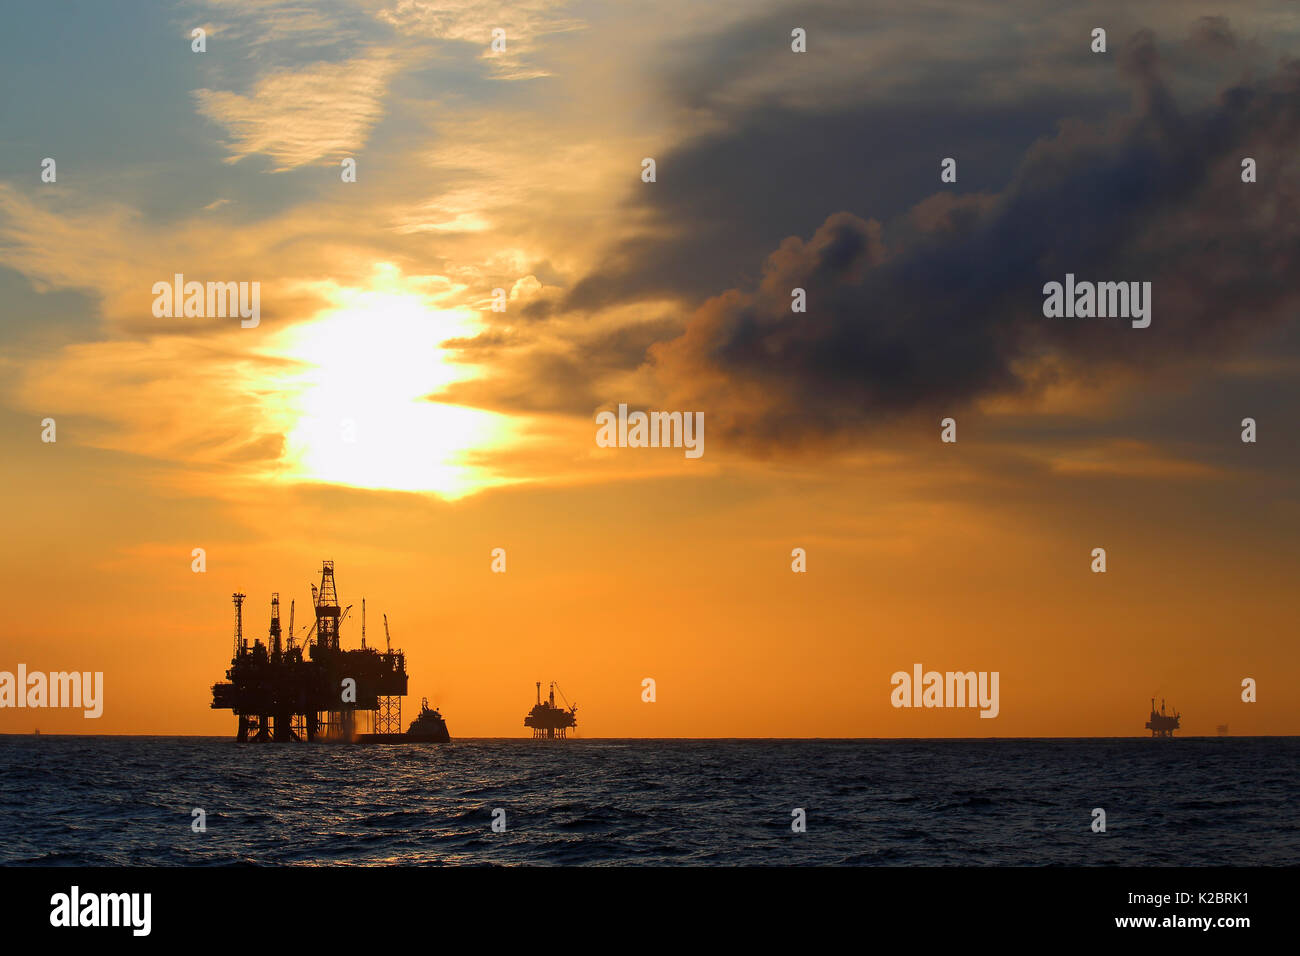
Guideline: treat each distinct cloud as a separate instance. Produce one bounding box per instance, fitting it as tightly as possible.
[194,54,398,169]
[191,0,375,53]
[6,2,1299,504]
[0,184,339,334]
[559,3,1294,315]
[643,30,1300,450]
[376,0,585,78]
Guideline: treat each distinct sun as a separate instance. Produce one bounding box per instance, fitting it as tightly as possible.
[264,277,515,499]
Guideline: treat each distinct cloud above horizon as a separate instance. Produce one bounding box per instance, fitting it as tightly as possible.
[641,31,1300,450]
[195,54,400,170]
[2,1,1299,501]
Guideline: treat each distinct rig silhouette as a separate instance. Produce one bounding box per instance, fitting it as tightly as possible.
[525,681,577,739]
[210,560,448,743]
[1145,698,1181,738]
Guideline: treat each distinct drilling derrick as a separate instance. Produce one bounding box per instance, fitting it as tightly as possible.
[269,593,282,662]
[315,561,341,651]
[232,593,246,660]
[313,561,346,738]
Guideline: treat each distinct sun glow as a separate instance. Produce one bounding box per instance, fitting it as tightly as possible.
[267,282,515,499]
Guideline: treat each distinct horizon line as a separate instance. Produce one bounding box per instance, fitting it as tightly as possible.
[3,733,1293,741]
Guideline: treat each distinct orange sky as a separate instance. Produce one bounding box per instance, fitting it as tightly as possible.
[2,0,1298,737]
[3,415,1294,737]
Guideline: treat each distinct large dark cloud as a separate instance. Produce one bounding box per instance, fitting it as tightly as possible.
[564,1,1155,313]
[565,97,1107,311]
[646,28,1300,448]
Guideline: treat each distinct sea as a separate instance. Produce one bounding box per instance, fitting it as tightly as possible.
[1,736,1296,866]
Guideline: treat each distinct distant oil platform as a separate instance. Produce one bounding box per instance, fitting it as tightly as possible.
[525,681,577,739]
[210,560,449,743]
[1145,698,1181,738]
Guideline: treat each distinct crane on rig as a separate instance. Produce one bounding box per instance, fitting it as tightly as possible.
[383,613,393,653]
[297,582,325,648]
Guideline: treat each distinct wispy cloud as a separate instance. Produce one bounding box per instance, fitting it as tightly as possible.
[195,54,399,169]
[377,0,585,78]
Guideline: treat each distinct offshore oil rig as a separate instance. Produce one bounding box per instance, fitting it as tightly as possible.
[1145,698,1181,738]
[524,681,577,739]
[210,560,449,743]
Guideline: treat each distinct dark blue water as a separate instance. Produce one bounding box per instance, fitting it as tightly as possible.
[1,737,1295,865]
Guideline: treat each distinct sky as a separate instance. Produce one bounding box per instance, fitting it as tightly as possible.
[1,0,1298,737]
